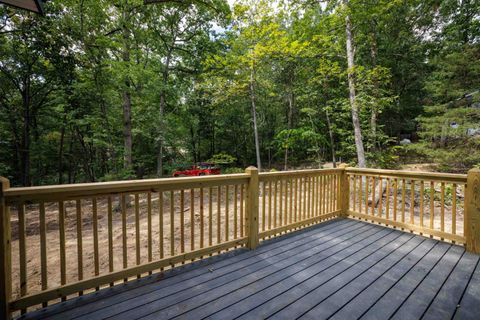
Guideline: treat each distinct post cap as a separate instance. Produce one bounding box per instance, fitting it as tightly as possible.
[245,166,258,173]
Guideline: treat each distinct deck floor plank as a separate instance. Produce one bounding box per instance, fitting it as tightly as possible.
[390,245,464,319]
[452,254,480,320]
[103,224,385,319]
[169,227,402,320]
[356,242,452,320]
[237,231,409,320]
[298,237,437,319]
[423,251,479,320]
[18,218,480,320]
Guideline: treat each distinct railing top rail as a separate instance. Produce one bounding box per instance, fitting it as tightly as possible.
[259,168,343,180]
[4,173,250,203]
[345,167,467,184]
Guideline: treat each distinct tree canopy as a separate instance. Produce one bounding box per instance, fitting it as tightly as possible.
[0,0,478,186]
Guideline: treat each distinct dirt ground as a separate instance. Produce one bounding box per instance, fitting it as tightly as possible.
[10,188,245,302]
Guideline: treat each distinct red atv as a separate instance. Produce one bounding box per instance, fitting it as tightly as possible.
[172,163,221,177]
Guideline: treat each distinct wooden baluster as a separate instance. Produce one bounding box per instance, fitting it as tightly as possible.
[289,178,293,223]
[353,175,357,212]
[18,203,27,307]
[39,202,47,299]
[316,176,320,216]
[393,179,398,221]
[190,189,195,251]
[200,187,204,248]
[452,184,457,235]
[217,186,221,243]
[306,177,310,220]
[358,175,363,214]
[262,182,266,231]
[279,179,283,227]
[440,182,445,233]
[59,201,66,298]
[240,185,244,237]
[293,178,298,222]
[268,181,272,229]
[385,178,390,219]
[234,185,238,239]
[330,175,334,213]
[274,180,278,228]
[225,186,229,241]
[159,192,164,261]
[312,176,316,217]
[332,174,338,211]
[410,181,415,225]
[337,174,341,211]
[107,197,113,280]
[326,175,332,213]
[365,177,369,215]
[323,175,327,214]
[135,195,140,274]
[420,181,424,229]
[147,193,152,265]
[180,190,185,253]
[208,188,213,246]
[284,179,289,225]
[325,175,329,214]
[76,200,83,293]
[401,179,406,223]
[372,176,376,216]
[92,197,100,285]
[430,181,435,230]
[121,195,127,279]
[378,177,383,218]
[303,176,308,218]
[170,191,175,257]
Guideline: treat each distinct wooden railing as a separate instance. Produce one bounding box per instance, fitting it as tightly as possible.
[1,166,479,319]
[345,168,467,243]
[258,169,343,239]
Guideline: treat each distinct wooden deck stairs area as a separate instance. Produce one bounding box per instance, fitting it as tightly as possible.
[1,166,480,319]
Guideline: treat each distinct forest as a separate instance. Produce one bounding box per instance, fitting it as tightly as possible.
[0,0,479,187]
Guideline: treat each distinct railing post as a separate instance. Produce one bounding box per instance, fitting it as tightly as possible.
[245,166,259,249]
[465,168,480,253]
[339,164,349,217]
[0,177,11,319]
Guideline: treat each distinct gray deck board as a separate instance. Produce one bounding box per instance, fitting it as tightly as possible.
[299,236,436,319]
[424,251,479,320]
[19,218,480,320]
[453,255,480,320]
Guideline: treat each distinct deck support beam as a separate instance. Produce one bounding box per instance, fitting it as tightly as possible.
[0,177,11,320]
[466,168,480,253]
[245,167,259,249]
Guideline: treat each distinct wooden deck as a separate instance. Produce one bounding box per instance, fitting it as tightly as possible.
[20,218,480,320]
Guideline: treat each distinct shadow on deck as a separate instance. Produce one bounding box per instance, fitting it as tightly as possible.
[21,218,480,320]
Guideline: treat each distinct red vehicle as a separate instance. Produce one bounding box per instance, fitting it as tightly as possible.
[172,163,221,177]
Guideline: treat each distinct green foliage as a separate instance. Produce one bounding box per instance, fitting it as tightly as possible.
[0,0,478,187]
[207,153,237,165]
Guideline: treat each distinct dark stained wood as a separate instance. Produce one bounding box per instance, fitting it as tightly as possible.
[20,219,480,320]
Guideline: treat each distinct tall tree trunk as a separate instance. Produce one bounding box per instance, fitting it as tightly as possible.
[157,53,171,176]
[21,79,31,186]
[58,119,66,184]
[250,59,261,171]
[284,75,294,171]
[370,28,378,151]
[345,5,366,168]
[325,110,336,168]
[122,8,133,171]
